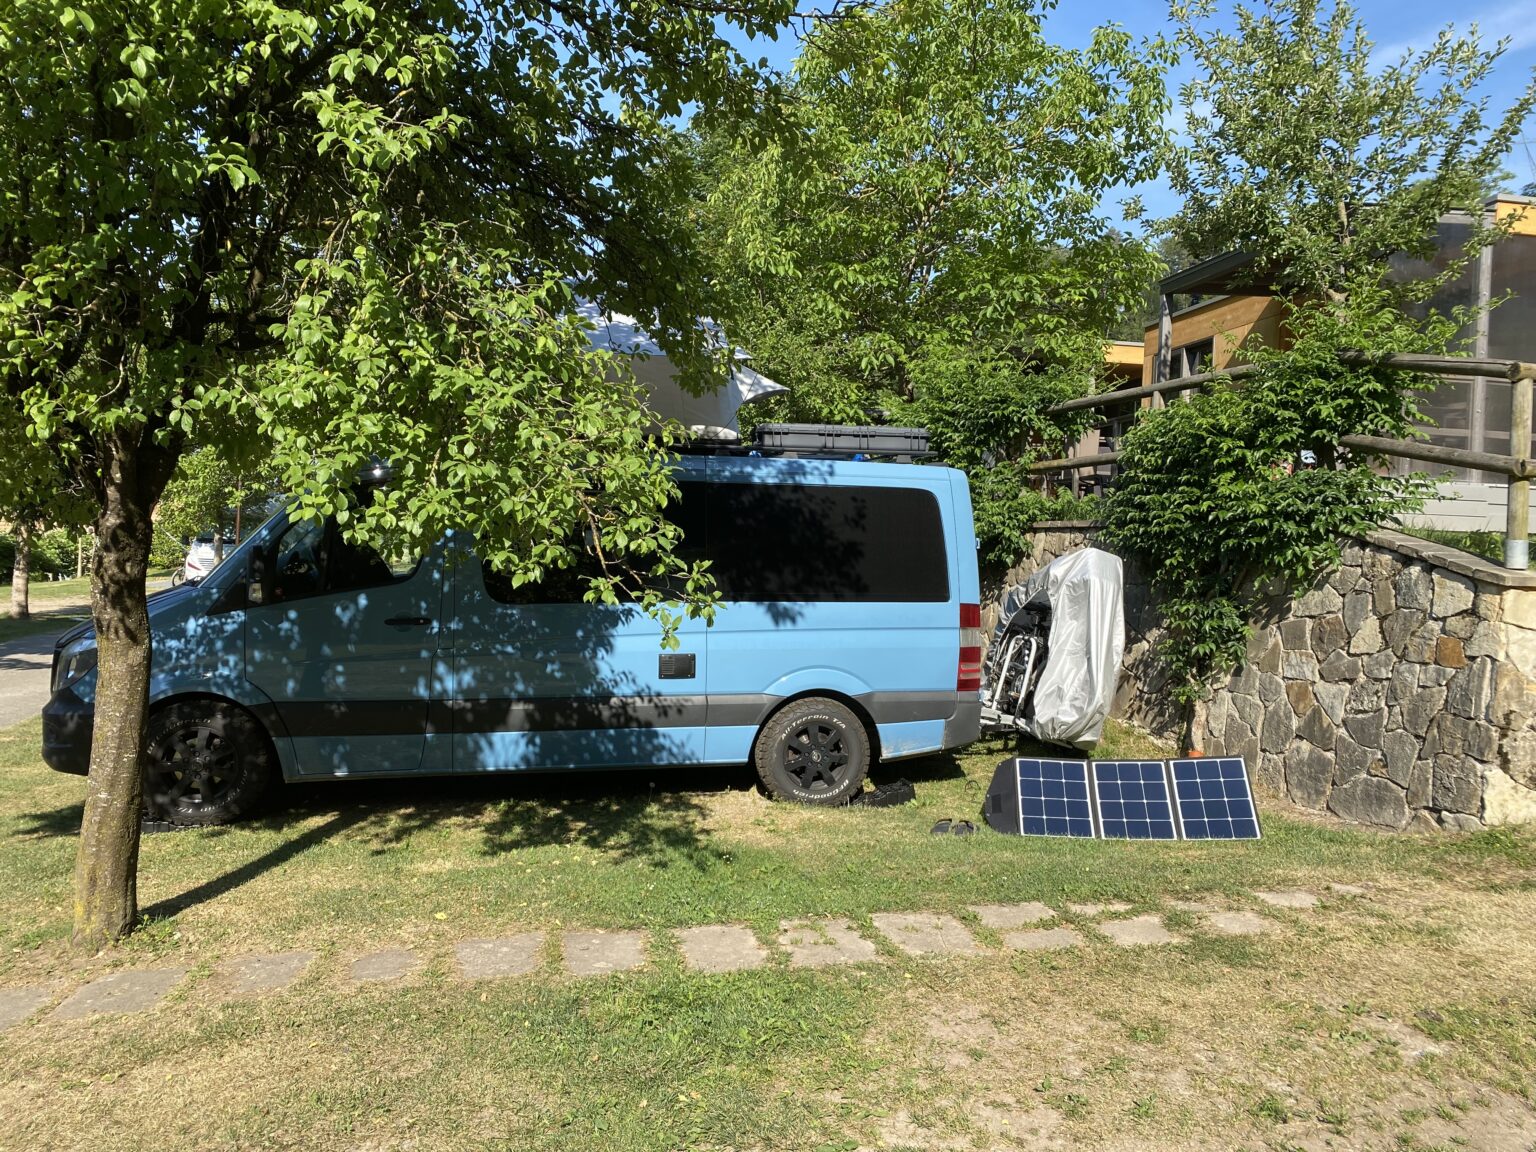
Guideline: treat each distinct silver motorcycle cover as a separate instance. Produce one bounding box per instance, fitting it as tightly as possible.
[1017,548,1125,749]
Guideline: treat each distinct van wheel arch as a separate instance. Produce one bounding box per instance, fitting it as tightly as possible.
[759,690,881,763]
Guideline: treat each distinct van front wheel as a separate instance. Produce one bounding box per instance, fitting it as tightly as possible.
[143,701,274,826]
[754,698,870,805]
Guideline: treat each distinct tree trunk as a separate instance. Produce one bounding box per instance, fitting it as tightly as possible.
[10,521,30,620]
[1184,696,1209,756]
[72,439,160,952]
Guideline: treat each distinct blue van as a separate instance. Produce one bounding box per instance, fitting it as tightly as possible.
[42,451,983,824]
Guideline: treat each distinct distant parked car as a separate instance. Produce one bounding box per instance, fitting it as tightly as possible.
[173,535,221,586]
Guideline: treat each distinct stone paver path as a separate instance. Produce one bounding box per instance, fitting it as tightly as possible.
[217,951,314,995]
[1066,901,1132,916]
[1002,927,1083,951]
[456,934,543,980]
[1202,911,1273,937]
[678,925,767,973]
[970,902,1055,930]
[3,883,1341,1024]
[563,930,646,976]
[870,913,980,957]
[1098,916,1180,947]
[53,969,186,1020]
[349,948,421,984]
[1254,890,1320,909]
[779,919,880,968]
[0,986,52,1030]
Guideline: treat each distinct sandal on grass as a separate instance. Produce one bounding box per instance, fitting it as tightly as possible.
[930,819,955,836]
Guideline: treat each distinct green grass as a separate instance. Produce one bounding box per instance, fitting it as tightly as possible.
[0,576,92,645]
[1,717,1534,1151]
[0,572,177,643]
[1399,526,1505,564]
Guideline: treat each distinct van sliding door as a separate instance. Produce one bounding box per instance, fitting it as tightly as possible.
[447,495,711,771]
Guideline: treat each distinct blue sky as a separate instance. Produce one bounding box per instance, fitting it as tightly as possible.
[722,0,1536,222]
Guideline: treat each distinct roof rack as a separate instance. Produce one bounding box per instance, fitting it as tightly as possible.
[681,423,932,461]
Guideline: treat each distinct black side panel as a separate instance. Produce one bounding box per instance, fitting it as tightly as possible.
[983,759,1020,834]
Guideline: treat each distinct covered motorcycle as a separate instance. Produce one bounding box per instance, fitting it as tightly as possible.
[979,548,1125,750]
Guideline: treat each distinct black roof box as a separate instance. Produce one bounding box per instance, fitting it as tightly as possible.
[750,424,930,457]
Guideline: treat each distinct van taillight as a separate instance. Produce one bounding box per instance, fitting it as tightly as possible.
[958,603,982,692]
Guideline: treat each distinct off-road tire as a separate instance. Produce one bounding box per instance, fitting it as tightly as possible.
[142,700,275,826]
[753,697,870,805]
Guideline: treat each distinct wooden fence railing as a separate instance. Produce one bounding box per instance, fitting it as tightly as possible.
[1024,353,1536,570]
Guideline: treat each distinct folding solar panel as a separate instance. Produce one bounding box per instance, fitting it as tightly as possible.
[1092,760,1178,840]
[1169,758,1261,840]
[1008,758,1096,838]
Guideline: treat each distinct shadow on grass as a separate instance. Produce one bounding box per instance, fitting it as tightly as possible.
[15,801,84,838]
[65,751,984,918]
[139,809,373,920]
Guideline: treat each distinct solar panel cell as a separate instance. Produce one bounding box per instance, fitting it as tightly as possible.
[1169,758,1261,839]
[1092,760,1178,840]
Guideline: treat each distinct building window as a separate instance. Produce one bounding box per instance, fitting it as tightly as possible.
[1177,339,1214,378]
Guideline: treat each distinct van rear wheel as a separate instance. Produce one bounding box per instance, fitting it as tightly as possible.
[142,701,274,826]
[754,697,870,805]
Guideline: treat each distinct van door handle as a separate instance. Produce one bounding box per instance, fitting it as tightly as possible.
[385,616,433,627]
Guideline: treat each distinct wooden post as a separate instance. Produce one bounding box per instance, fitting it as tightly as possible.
[1153,293,1172,407]
[1507,376,1532,570]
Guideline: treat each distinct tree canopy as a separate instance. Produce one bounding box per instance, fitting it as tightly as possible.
[1169,0,1535,305]
[0,0,793,947]
[692,0,1170,561]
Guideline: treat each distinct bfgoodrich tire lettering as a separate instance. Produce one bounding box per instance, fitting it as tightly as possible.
[753,697,870,805]
[142,701,275,826]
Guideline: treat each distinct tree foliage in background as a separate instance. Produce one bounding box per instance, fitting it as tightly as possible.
[151,448,281,566]
[1102,0,1536,724]
[692,0,1170,562]
[0,420,89,618]
[0,0,792,949]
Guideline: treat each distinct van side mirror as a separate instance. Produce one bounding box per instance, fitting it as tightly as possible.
[247,552,268,606]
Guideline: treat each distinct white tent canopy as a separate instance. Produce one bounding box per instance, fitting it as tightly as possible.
[577,300,786,440]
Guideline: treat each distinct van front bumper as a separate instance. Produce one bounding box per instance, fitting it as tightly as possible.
[42,686,94,775]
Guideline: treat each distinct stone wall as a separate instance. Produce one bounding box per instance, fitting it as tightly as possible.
[1006,523,1536,831]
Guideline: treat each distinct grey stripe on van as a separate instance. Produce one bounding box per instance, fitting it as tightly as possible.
[265,692,962,738]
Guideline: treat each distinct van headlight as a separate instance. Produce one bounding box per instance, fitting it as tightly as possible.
[55,643,98,692]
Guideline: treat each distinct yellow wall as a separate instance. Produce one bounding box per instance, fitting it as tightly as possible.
[1493,194,1536,237]
[1139,295,1287,385]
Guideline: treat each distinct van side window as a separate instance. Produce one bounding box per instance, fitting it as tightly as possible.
[269,516,327,602]
[326,533,409,594]
[480,561,592,605]
[266,515,421,604]
[480,482,708,605]
[707,483,948,603]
